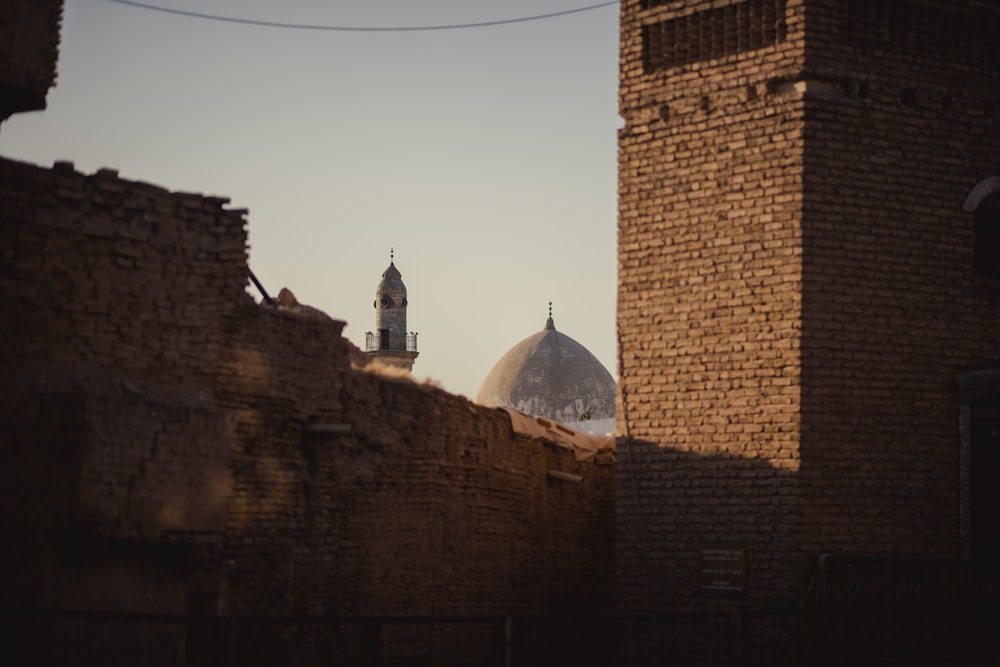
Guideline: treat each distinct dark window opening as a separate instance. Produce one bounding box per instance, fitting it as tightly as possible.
[379,329,389,350]
[974,194,1000,278]
[971,403,1000,565]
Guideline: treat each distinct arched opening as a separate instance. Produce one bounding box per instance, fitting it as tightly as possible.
[958,177,1000,564]
[975,194,1000,277]
[963,177,1000,278]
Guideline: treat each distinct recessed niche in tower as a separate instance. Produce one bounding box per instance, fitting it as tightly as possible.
[642,0,788,74]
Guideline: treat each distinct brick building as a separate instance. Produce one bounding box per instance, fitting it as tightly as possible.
[0,2,614,664]
[617,0,1000,661]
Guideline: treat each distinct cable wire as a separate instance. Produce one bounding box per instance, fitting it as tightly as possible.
[100,0,619,32]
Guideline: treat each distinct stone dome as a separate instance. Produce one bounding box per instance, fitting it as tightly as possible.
[476,311,616,424]
[377,261,403,292]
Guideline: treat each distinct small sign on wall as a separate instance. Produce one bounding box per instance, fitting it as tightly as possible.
[697,543,747,594]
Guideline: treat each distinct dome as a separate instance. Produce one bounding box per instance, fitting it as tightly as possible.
[377,261,405,296]
[476,312,616,424]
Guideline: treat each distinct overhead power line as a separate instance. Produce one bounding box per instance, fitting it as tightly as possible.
[101,0,619,32]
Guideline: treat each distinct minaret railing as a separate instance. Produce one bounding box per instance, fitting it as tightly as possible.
[365,331,418,354]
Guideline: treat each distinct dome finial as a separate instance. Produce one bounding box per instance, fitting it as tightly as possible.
[390,247,394,263]
[545,301,554,330]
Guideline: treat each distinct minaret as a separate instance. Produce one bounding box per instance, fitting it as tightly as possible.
[365,249,418,371]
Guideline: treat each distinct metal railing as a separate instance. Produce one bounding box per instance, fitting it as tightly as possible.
[364,332,418,354]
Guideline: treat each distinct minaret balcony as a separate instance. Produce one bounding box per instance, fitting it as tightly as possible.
[365,331,418,353]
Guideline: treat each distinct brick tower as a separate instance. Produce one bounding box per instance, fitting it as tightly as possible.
[366,250,418,371]
[617,0,1000,655]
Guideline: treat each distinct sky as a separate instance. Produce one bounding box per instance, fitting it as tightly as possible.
[0,0,622,400]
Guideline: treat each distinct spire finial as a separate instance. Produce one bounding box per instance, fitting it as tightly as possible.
[545,301,555,330]
[390,247,394,263]
[549,301,553,318]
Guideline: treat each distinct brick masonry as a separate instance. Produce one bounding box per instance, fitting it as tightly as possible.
[0,156,614,663]
[0,0,62,120]
[617,0,1000,622]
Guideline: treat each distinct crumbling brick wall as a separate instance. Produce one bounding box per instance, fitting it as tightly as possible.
[0,156,613,665]
[215,301,613,663]
[0,159,249,388]
[1,157,246,612]
[220,338,614,618]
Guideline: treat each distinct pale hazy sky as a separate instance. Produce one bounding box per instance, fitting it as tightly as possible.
[1,0,621,400]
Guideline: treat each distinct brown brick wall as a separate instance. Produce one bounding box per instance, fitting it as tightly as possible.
[1,157,245,612]
[218,303,615,621]
[795,0,1000,556]
[0,156,613,647]
[0,0,63,121]
[617,0,807,611]
[617,0,1000,624]
[0,158,249,388]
